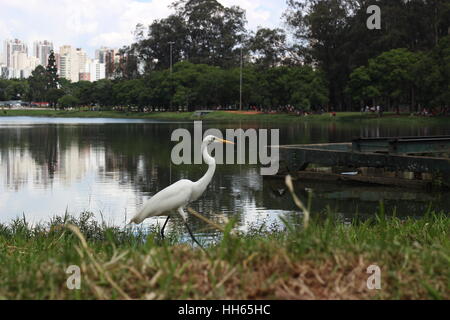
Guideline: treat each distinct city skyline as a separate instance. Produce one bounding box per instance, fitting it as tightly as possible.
[1,38,115,82]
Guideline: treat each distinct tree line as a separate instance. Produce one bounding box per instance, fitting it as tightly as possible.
[0,0,449,112]
[0,62,328,112]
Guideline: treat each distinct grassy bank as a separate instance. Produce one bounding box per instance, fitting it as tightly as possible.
[0,211,448,299]
[1,108,449,124]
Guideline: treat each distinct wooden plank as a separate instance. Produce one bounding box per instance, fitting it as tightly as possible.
[267,171,432,189]
[351,135,450,154]
[389,138,450,154]
[275,143,450,187]
[278,146,450,173]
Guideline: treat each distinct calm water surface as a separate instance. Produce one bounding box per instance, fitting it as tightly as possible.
[1,116,449,235]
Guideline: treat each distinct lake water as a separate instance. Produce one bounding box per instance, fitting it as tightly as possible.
[1,116,449,236]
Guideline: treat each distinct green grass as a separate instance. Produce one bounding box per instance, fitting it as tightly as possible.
[0,109,193,120]
[0,210,448,299]
[1,108,449,124]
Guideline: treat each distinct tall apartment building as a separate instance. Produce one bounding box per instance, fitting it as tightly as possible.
[2,39,28,68]
[95,47,108,63]
[1,39,41,79]
[76,48,88,74]
[9,51,39,78]
[54,52,61,72]
[85,59,105,82]
[59,45,80,82]
[95,47,118,78]
[0,53,3,79]
[11,52,28,71]
[33,40,53,67]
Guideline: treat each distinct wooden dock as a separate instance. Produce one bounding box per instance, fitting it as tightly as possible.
[271,136,450,189]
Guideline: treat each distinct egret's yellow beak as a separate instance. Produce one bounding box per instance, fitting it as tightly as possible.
[217,138,235,145]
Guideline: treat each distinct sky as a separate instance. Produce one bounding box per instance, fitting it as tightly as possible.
[0,0,288,57]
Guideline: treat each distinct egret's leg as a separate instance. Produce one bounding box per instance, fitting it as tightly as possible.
[160,215,170,239]
[177,208,207,253]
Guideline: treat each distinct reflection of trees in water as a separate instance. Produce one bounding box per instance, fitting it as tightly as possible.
[357,123,445,139]
[275,121,450,144]
[262,178,450,217]
[26,126,59,179]
[0,125,62,189]
[102,124,179,199]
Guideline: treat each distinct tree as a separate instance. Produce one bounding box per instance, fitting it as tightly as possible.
[112,79,146,111]
[28,65,47,102]
[5,80,29,101]
[116,46,140,79]
[136,15,188,71]
[92,79,115,107]
[0,80,9,101]
[47,88,65,108]
[369,48,421,113]
[249,28,288,68]
[285,0,352,110]
[46,50,59,90]
[72,81,94,106]
[347,48,422,113]
[132,0,247,72]
[171,62,201,110]
[346,66,380,107]
[58,95,79,109]
[173,0,247,67]
[282,66,329,111]
[432,36,450,106]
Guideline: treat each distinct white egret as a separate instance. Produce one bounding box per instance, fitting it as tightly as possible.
[130,135,234,247]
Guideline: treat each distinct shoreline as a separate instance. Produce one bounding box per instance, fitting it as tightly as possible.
[1,109,449,124]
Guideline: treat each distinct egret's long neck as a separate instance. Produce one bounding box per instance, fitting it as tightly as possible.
[193,142,216,195]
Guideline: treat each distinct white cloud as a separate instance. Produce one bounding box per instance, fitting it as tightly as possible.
[88,32,132,48]
[222,0,286,30]
[0,0,287,57]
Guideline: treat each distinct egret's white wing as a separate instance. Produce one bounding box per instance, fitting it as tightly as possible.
[131,179,194,223]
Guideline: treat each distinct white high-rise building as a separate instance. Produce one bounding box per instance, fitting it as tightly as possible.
[1,39,42,79]
[10,52,40,78]
[3,39,28,68]
[59,45,80,82]
[76,48,88,73]
[59,54,71,81]
[28,56,40,70]
[85,59,105,82]
[33,40,53,67]
[12,51,28,70]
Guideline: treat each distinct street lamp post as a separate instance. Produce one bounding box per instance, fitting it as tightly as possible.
[239,46,243,111]
[168,41,175,111]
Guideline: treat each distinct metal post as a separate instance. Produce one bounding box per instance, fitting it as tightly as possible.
[169,42,174,74]
[239,46,243,111]
[169,41,174,111]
